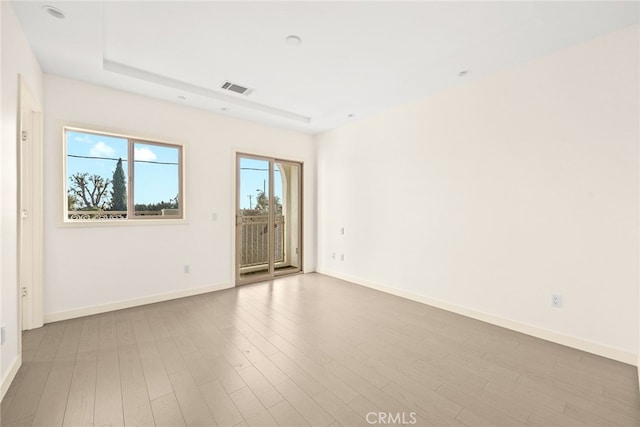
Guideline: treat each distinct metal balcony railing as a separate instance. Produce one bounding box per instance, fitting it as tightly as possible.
[239,214,284,268]
[68,210,128,220]
[67,209,180,220]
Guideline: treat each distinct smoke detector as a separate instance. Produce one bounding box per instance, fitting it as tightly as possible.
[221,81,254,96]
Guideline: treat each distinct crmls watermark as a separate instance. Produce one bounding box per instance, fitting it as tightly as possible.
[365,412,417,425]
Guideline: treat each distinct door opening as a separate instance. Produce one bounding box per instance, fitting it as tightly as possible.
[236,154,303,285]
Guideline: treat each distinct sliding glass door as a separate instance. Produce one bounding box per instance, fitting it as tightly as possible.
[236,154,302,285]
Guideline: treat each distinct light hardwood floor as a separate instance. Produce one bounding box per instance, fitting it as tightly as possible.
[2,273,639,426]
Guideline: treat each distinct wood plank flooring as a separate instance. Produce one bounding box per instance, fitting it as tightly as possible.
[2,273,639,426]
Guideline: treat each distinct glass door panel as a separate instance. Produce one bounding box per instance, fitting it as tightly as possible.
[275,161,302,276]
[236,154,303,285]
[237,156,272,282]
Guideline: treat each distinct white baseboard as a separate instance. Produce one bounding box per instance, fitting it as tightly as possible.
[317,269,637,365]
[1,355,21,402]
[44,283,232,323]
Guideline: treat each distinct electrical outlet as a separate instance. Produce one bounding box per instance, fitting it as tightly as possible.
[332,252,336,259]
[340,254,345,261]
[1,324,6,345]
[551,294,562,308]
[340,227,345,235]
[184,265,190,274]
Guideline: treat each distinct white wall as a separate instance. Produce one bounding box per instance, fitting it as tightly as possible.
[43,75,316,319]
[317,25,640,363]
[1,0,4,395]
[1,2,43,393]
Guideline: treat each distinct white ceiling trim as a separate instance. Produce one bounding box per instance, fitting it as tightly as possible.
[103,59,312,124]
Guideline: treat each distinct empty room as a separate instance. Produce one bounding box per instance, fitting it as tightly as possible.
[1,1,639,426]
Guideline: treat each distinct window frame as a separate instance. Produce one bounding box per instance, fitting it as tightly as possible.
[61,125,186,226]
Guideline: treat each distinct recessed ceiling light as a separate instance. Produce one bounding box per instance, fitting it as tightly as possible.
[220,107,229,112]
[458,70,470,77]
[177,95,186,101]
[43,5,65,19]
[285,35,302,46]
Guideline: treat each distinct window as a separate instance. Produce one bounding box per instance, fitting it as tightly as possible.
[64,127,184,222]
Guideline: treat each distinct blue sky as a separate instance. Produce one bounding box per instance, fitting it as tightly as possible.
[66,130,179,206]
[239,157,282,210]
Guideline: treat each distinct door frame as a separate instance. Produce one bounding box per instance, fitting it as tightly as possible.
[233,152,303,286]
[18,76,44,332]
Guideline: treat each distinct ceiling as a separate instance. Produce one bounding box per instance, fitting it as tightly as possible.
[10,1,640,134]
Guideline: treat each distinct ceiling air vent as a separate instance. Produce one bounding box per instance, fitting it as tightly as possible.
[221,81,254,96]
